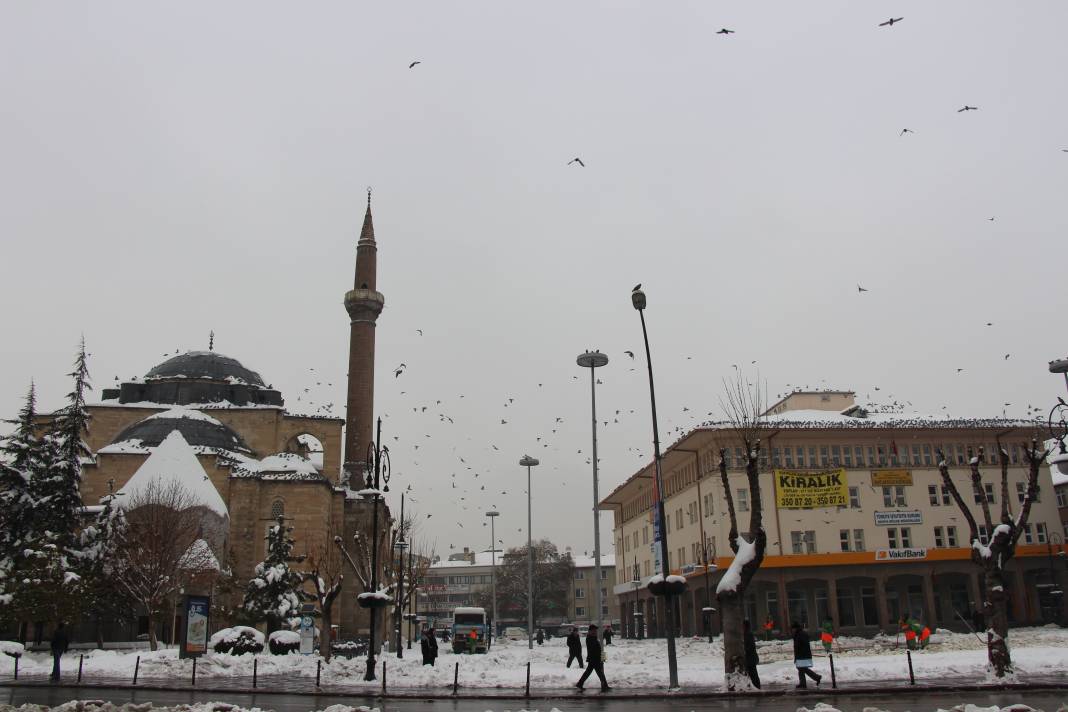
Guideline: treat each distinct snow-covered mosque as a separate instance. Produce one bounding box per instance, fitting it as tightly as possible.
[76,200,389,642]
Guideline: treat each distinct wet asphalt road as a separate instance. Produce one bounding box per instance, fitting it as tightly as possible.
[2,685,1066,712]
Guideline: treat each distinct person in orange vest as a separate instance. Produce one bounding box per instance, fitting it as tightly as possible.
[900,616,931,650]
[467,629,478,654]
[820,617,835,653]
[763,617,775,641]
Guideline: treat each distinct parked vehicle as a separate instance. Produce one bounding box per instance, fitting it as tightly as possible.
[502,626,527,641]
[451,607,491,654]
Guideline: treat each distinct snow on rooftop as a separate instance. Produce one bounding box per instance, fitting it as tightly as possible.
[570,553,616,569]
[179,538,220,571]
[144,407,224,425]
[430,550,616,569]
[115,431,228,517]
[231,452,323,481]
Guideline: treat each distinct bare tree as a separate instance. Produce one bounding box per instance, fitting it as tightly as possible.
[715,376,768,690]
[306,537,344,660]
[936,438,1048,677]
[113,478,219,651]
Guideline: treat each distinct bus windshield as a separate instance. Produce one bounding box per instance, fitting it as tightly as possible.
[454,613,484,625]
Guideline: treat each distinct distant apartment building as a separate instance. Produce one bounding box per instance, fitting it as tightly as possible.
[418,548,620,629]
[600,390,1067,638]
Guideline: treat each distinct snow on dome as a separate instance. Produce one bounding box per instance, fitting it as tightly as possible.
[144,407,224,425]
[146,351,267,387]
[115,431,228,517]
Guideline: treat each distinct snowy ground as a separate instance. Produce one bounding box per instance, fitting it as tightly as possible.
[5,626,1068,690]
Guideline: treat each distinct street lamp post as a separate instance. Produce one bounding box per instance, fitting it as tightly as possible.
[520,455,539,650]
[394,506,408,661]
[632,557,643,640]
[702,536,717,643]
[361,417,392,681]
[577,350,609,636]
[630,286,680,689]
[486,510,500,640]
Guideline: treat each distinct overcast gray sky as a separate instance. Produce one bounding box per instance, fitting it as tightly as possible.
[2,1,1067,559]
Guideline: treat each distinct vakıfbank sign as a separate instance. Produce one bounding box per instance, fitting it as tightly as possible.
[773,469,848,509]
[875,548,928,561]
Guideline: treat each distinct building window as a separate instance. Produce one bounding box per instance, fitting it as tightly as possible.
[576,607,585,617]
[934,526,944,548]
[791,530,816,554]
[840,530,850,552]
[888,528,898,549]
[947,526,958,547]
[270,499,285,519]
[853,529,865,551]
[575,588,585,599]
[837,587,857,627]
[643,560,651,577]
[600,569,608,580]
[602,605,609,616]
[1016,481,1039,504]
[785,448,794,467]
[861,586,879,625]
[978,525,990,545]
[1057,488,1068,508]
[797,446,806,466]
[912,445,922,465]
[809,447,818,467]
[1037,523,1048,544]
[844,447,853,467]
[738,489,749,512]
[576,570,585,580]
[974,482,996,504]
[929,485,940,506]
[772,447,781,467]
[855,446,864,466]
[883,486,906,507]
[923,444,933,465]
[820,446,829,467]
[849,487,861,508]
[643,526,649,545]
[941,485,952,505]
[1023,524,1034,544]
[900,527,912,547]
[678,547,685,567]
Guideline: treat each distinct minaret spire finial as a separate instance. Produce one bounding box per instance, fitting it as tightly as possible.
[209,330,214,351]
[367,186,372,209]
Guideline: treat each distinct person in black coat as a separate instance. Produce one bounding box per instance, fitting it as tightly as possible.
[536,628,544,645]
[743,619,761,689]
[565,627,583,668]
[791,621,822,689]
[603,625,613,645]
[576,624,610,691]
[50,622,69,681]
[420,628,438,666]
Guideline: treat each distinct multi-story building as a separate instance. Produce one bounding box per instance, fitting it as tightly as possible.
[419,549,620,631]
[600,390,1067,638]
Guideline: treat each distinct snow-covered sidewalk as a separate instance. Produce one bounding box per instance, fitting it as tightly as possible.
[4,626,1068,691]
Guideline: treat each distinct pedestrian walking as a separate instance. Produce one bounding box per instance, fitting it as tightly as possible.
[420,627,438,666]
[49,622,69,682]
[791,621,822,689]
[575,624,610,692]
[603,625,613,645]
[565,627,584,668]
[743,619,761,689]
[441,627,450,644]
[536,628,544,646]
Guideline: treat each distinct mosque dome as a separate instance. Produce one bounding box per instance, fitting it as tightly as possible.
[146,351,266,387]
[108,408,253,454]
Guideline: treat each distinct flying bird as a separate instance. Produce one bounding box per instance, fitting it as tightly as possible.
[624,350,635,359]
[409,61,421,69]
[1004,354,1011,360]
[957,105,978,112]
[900,128,914,136]
[568,158,585,167]
[416,329,423,335]
[878,17,903,27]
[716,28,734,34]
[857,285,869,293]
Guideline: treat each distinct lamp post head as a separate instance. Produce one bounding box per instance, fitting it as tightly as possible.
[485,511,499,518]
[577,350,609,368]
[1050,358,1068,375]
[519,455,539,467]
[394,539,408,551]
[631,288,647,311]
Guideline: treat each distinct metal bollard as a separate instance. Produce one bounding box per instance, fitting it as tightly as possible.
[13,655,18,680]
[381,660,386,694]
[191,657,197,686]
[315,659,320,687]
[906,649,915,685]
[78,655,84,683]
[452,661,459,694]
[133,656,140,685]
[253,657,258,688]
[829,653,836,689]
[525,661,530,697]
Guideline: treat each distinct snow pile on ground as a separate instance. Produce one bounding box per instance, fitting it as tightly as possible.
[7,626,1068,691]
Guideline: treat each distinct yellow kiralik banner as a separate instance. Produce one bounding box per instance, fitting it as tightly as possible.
[773,468,849,509]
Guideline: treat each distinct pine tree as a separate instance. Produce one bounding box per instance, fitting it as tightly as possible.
[0,384,43,614]
[243,516,306,632]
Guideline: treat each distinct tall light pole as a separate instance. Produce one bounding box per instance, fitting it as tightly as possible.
[360,418,391,681]
[394,511,407,660]
[702,535,717,643]
[632,557,643,640]
[631,286,680,689]
[485,510,500,640]
[520,455,539,650]
[577,350,609,635]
